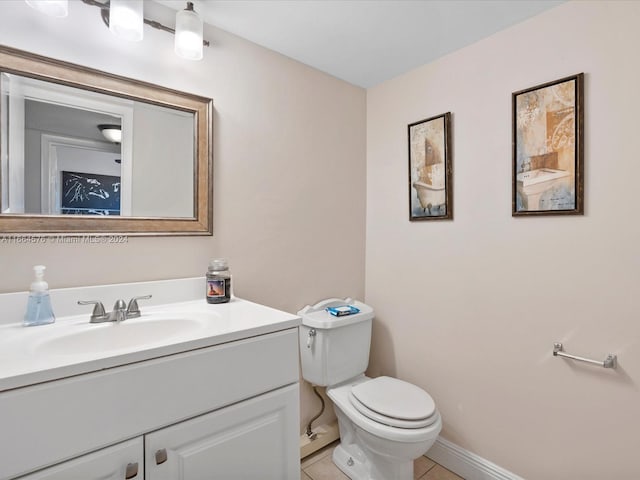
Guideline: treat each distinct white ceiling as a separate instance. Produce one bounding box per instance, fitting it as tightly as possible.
[156,0,564,88]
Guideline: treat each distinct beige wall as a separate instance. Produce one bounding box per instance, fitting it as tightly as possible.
[366,1,640,478]
[0,1,365,434]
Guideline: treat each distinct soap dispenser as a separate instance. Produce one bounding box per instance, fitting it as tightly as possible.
[23,265,55,326]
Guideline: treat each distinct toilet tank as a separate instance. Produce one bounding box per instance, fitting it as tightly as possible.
[298,298,374,387]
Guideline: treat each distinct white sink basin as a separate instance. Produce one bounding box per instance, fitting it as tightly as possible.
[517,168,570,186]
[34,315,209,356]
[0,292,300,393]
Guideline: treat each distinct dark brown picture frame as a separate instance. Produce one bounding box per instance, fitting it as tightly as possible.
[512,73,584,216]
[408,112,452,221]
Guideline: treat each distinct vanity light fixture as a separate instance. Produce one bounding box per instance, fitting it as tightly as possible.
[98,124,122,144]
[109,0,144,42]
[175,2,204,60]
[25,0,68,18]
[26,0,210,60]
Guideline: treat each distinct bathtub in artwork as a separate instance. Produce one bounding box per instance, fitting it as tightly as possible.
[412,181,446,215]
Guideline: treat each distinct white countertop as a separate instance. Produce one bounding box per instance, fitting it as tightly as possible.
[0,297,300,393]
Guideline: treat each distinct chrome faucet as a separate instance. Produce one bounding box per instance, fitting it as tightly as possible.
[78,295,152,323]
[111,299,127,323]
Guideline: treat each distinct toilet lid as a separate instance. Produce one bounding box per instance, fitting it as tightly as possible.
[350,376,436,428]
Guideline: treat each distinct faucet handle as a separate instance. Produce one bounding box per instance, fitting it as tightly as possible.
[78,300,106,321]
[126,295,152,318]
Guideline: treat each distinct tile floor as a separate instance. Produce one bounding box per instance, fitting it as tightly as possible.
[300,442,464,480]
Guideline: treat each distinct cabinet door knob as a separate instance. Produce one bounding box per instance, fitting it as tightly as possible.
[125,462,139,479]
[155,448,168,465]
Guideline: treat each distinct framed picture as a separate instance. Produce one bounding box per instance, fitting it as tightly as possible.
[408,112,452,221]
[60,170,121,216]
[512,73,584,216]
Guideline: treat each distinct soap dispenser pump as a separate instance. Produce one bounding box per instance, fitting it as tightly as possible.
[24,265,55,326]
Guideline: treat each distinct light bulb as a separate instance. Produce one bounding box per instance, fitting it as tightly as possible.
[175,2,203,61]
[109,0,144,42]
[25,0,68,18]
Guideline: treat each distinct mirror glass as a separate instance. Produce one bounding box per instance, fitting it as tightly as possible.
[0,46,212,235]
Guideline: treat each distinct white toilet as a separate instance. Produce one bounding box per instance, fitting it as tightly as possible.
[298,298,442,480]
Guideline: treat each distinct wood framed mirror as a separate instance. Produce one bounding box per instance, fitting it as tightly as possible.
[0,45,213,236]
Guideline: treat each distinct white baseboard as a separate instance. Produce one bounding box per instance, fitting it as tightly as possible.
[427,437,525,480]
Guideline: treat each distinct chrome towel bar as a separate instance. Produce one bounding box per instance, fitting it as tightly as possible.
[553,343,617,369]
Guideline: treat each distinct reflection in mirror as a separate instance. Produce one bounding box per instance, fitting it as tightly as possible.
[25,99,124,215]
[3,74,194,218]
[0,45,212,235]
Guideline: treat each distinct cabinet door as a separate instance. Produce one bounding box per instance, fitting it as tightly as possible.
[146,384,299,480]
[17,437,143,480]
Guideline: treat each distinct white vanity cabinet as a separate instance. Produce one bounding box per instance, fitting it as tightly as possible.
[145,385,298,479]
[2,327,300,480]
[17,438,144,480]
[17,384,299,480]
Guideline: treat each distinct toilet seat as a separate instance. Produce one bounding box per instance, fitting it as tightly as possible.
[349,376,437,429]
[328,376,442,444]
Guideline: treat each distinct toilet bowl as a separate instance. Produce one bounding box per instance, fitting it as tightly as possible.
[298,298,442,480]
[328,375,442,479]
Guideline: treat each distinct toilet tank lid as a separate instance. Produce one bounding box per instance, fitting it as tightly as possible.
[297,298,374,328]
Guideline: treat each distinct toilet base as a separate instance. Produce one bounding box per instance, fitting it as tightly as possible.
[332,441,415,480]
[333,443,369,480]
[327,377,441,480]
